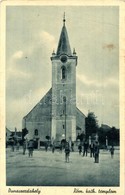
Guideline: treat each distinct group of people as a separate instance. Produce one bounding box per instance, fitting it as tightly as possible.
[18,139,115,162]
[78,141,100,163]
[22,139,71,162]
[10,139,20,152]
[23,140,57,157]
[78,141,115,163]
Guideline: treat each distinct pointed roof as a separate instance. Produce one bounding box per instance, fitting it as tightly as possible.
[56,15,72,56]
[23,88,52,121]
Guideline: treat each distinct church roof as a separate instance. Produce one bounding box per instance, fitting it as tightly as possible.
[76,107,86,118]
[23,88,52,121]
[56,18,72,56]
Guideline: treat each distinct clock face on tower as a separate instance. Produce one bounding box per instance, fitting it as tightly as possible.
[60,55,67,63]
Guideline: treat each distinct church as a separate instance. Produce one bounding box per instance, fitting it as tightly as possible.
[22,15,86,144]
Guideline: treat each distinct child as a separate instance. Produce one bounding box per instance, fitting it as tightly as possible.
[28,139,34,157]
[65,142,70,163]
[78,144,82,155]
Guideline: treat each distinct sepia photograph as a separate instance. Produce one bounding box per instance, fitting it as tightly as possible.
[0,1,125,195]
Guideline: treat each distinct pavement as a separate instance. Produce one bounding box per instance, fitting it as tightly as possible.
[6,147,119,186]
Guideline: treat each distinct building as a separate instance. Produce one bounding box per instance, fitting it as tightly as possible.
[6,127,22,143]
[6,127,12,142]
[22,16,86,143]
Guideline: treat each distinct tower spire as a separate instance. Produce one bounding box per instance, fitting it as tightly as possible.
[56,13,72,56]
[63,12,66,26]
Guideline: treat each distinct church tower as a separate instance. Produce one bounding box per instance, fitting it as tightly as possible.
[23,14,85,144]
[51,15,77,142]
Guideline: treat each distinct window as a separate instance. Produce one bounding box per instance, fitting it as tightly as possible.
[61,66,66,80]
[34,129,38,136]
[63,96,66,103]
[63,124,65,129]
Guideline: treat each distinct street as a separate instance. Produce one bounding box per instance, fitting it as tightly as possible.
[6,147,119,186]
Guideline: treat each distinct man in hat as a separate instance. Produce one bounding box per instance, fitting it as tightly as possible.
[94,141,100,163]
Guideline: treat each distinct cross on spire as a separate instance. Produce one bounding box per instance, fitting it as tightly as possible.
[56,13,72,56]
[63,12,66,26]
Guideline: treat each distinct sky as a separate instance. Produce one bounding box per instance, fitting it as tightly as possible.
[6,6,119,131]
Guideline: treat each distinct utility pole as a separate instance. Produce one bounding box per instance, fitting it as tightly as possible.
[63,96,66,141]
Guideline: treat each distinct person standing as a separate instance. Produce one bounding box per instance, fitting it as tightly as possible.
[23,140,26,155]
[94,141,99,163]
[52,143,55,153]
[78,144,82,155]
[90,142,95,158]
[110,146,115,158]
[45,142,48,152]
[65,142,70,163]
[71,142,74,152]
[28,139,34,157]
[83,140,88,157]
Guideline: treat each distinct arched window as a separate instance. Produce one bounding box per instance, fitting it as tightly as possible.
[34,129,38,136]
[61,66,66,80]
[63,96,66,103]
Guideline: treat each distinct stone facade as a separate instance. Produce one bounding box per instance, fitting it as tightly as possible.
[22,89,85,142]
[51,55,77,141]
[76,108,86,135]
[22,89,52,141]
